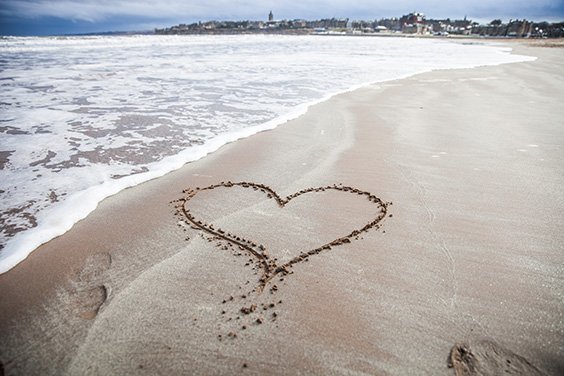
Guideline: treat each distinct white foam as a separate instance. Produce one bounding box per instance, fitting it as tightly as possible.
[0,35,536,274]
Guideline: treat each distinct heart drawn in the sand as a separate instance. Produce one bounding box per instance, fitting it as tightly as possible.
[175,182,389,291]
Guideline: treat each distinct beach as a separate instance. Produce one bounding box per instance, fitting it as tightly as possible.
[1,40,563,375]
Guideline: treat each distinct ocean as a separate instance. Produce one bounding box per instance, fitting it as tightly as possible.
[0,34,534,273]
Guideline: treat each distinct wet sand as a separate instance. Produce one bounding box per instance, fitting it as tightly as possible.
[1,42,563,375]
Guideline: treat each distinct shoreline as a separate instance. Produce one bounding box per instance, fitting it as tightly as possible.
[1,42,563,375]
[0,37,537,276]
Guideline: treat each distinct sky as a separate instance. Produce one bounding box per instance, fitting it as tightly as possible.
[1,0,563,36]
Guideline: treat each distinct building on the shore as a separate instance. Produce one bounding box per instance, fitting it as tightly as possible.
[154,13,563,38]
[426,16,474,35]
[376,18,401,32]
[507,19,534,37]
[305,18,349,29]
[470,19,534,37]
[400,12,432,34]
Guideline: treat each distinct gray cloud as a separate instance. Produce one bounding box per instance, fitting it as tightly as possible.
[1,0,563,35]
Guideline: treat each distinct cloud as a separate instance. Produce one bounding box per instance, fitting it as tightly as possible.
[2,0,192,22]
[1,0,563,35]
[0,0,279,23]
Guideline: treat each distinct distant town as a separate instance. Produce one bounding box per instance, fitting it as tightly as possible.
[155,11,564,38]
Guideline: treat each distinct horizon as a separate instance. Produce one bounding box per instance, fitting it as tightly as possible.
[1,0,564,36]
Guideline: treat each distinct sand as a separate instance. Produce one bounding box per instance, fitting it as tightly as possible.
[1,41,563,375]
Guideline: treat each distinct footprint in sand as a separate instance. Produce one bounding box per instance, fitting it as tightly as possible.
[64,252,112,319]
[72,285,109,320]
[448,340,544,376]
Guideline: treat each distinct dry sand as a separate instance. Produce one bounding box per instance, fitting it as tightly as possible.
[1,41,563,375]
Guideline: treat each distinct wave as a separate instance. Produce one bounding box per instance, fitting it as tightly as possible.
[0,35,535,274]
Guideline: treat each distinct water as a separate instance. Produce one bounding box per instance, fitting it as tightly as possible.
[0,34,534,273]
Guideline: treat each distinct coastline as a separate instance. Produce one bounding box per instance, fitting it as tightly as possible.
[1,42,563,375]
[0,35,535,276]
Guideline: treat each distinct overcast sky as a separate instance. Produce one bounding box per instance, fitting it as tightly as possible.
[1,0,563,36]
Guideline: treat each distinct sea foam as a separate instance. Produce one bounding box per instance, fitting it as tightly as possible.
[0,35,535,273]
